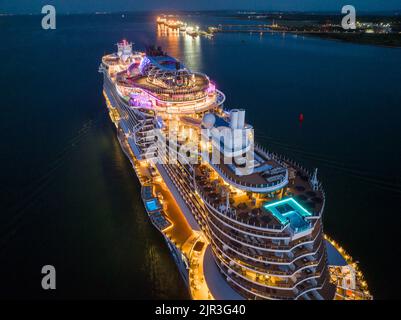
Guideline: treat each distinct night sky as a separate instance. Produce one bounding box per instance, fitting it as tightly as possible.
[1,0,401,14]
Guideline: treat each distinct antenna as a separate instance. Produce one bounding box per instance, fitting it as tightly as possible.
[310,168,319,191]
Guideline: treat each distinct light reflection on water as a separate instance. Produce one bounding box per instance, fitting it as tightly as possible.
[157,23,202,71]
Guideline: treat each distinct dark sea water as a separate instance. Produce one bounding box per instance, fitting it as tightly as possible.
[0,12,400,299]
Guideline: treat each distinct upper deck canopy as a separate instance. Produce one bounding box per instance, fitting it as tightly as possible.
[138,48,205,92]
[146,55,183,71]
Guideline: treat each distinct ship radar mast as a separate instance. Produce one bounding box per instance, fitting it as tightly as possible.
[311,168,319,191]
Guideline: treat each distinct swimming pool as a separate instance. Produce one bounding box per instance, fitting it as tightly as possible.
[145,199,161,212]
[263,198,312,233]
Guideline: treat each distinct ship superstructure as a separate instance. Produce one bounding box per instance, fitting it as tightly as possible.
[99,40,371,300]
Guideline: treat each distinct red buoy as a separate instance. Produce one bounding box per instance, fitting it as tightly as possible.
[299,113,304,122]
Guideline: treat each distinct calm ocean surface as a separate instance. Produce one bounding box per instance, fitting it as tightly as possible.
[0,12,400,299]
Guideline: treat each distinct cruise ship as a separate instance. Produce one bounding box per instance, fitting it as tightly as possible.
[99,40,372,300]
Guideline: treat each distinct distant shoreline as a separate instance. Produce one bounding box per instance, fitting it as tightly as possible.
[307,32,401,48]
[222,12,401,48]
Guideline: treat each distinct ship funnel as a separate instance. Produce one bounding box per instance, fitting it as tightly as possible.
[230,109,239,129]
[238,109,245,129]
[310,168,319,191]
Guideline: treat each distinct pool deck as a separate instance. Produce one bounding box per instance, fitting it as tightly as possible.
[264,198,312,232]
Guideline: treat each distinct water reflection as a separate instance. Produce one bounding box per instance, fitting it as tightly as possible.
[182,33,202,71]
[156,23,202,71]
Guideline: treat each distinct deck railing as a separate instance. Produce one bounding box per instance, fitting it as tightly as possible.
[208,160,289,193]
[254,143,326,218]
[195,184,286,232]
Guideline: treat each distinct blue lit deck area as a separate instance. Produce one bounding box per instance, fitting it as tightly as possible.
[142,185,153,200]
[145,198,161,212]
[149,210,172,231]
[263,198,312,233]
[148,55,180,70]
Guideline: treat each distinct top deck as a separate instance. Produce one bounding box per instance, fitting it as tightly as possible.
[147,55,182,71]
[195,157,324,232]
[208,146,288,191]
[121,73,210,94]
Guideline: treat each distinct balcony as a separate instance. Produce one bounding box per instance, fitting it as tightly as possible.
[213,242,326,278]
[215,248,327,291]
[208,212,322,252]
[210,228,325,265]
